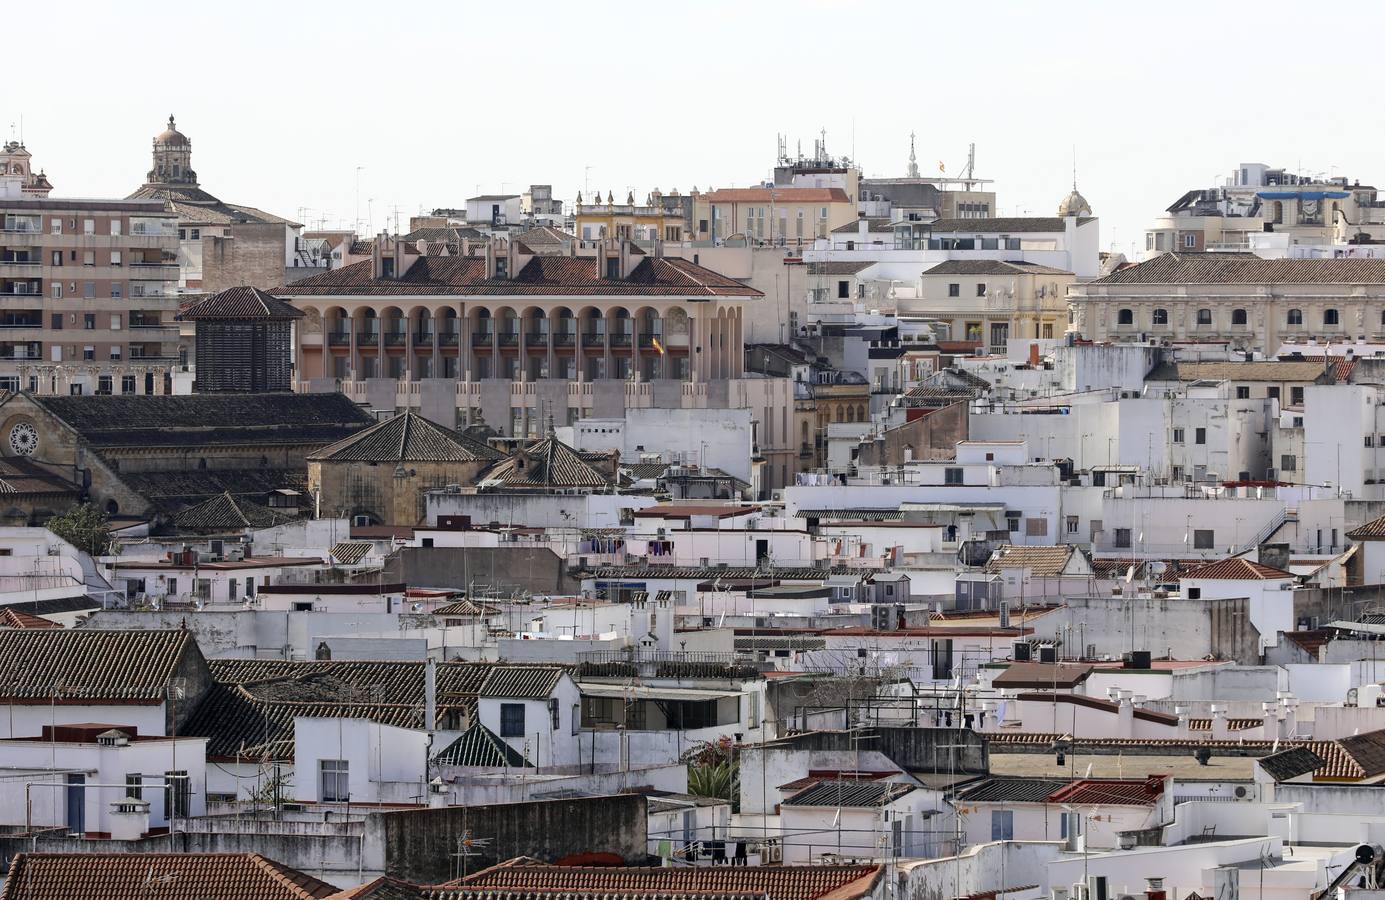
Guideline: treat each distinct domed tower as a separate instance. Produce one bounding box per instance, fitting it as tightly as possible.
[1058,185,1092,218]
[147,114,197,187]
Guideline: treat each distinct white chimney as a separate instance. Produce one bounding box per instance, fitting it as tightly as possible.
[108,798,150,841]
[425,658,437,732]
[427,777,448,809]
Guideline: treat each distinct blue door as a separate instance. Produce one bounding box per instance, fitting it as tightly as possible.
[65,774,85,834]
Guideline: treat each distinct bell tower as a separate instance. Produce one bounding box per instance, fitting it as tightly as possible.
[147,114,196,187]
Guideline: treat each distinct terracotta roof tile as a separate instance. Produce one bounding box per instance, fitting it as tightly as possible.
[0,629,195,703]
[1181,557,1296,581]
[1046,775,1165,806]
[482,437,610,490]
[0,607,61,629]
[0,852,337,900]
[178,286,304,320]
[308,411,501,463]
[1091,252,1385,286]
[983,544,1080,577]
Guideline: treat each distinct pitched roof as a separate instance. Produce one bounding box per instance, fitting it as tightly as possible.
[330,541,374,566]
[172,491,295,532]
[28,393,374,449]
[1258,746,1326,782]
[955,776,1067,803]
[433,722,531,768]
[452,858,883,900]
[0,629,196,703]
[922,260,1073,276]
[0,852,337,900]
[478,665,564,698]
[1181,557,1296,581]
[432,599,497,617]
[1090,252,1385,286]
[1146,360,1329,383]
[831,217,893,234]
[806,261,877,276]
[1013,692,1180,726]
[177,286,304,320]
[0,607,61,629]
[983,545,1080,577]
[1045,775,1166,806]
[281,256,760,298]
[1348,513,1385,540]
[928,217,1077,233]
[991,662,1093,690]
[481,437,610,490]
[308,411,501,463]
[702,187,850,204]
[782,779,917,808]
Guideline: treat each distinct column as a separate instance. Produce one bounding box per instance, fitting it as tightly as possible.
[348,312,359,381]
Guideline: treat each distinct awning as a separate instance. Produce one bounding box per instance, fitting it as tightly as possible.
[1325,620,1385,636]
[578,683,742,701]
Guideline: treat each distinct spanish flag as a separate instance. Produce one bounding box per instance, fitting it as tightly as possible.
[651,336,666,355]
[939,161,946,173]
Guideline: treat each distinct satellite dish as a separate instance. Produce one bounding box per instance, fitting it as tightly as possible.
[1149,561,1168,576]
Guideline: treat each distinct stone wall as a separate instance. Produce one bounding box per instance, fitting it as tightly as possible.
[309,458,492,525]
[856,401,969,468]
[200,224,287,293]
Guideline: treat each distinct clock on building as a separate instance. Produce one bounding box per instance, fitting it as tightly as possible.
[8,422,38,456]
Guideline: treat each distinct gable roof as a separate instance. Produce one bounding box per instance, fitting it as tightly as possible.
[1181,557,1295,581]
[1013,691,1179,726]
[831,217,893,234]
[308,411,501,463]
[806,261,877,276]
[281,256,760,298]
[991,662,1094,690]
[0,852,336,900]
[983,544,1085,577]
[450,858,883,900]
[481,437,610,490]
[922,260,1073,277]
[1090,252,1385,286]
[1147,360,1330,384]
[1348,513,1385,540]
[172,491,295,533]
[433,722,531,768]
[0,628,197,704]
[782,779,917,808]
[1045,775,1166,806]
[1258,746,1327,782]
[177,286,304,321]
[0,607,61,629]
[955,776,1067,803]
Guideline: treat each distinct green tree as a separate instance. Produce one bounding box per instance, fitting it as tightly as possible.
[685,737,740,809]
[46,503,111,557]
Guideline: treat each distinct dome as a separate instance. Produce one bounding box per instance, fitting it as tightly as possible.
[1058,188,1091,218]
[155,115,189,146]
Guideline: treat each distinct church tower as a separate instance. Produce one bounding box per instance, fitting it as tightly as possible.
[147,114,197,187]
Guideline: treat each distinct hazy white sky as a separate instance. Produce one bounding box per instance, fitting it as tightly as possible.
[9,0,1381,258]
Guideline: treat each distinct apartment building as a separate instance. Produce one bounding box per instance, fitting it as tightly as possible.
[694,186,856,246]
[0,188,180,395]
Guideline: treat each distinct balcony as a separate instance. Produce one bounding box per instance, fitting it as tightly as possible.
[383,332,406,347]
[638,334,661,348]
[472,332,493,347]
[128,263,179,279]
[413,332,433,347]
[0,221,42,234]
[610,333,632,347]
[553,332,575,347]
[526,332,548,345]
[438,332,459,347]
[498,332,518,347]
[327,332,350,347]
[583,332,606,345]
[357,332,380,345]
[0,287,40,297]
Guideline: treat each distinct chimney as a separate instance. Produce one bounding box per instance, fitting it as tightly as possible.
[1211,704,1229,740]
[1145,878,1166,900]
[1117,690,1134,738]
[425,658,437,732]
[109,798,150,841]
[371,237,385,279]
[484,241,497,279]
[427,777,448,808]
[1029,343,1041,367]
[392,233,404,279]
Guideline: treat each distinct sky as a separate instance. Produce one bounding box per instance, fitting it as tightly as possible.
[8,0,1383,259]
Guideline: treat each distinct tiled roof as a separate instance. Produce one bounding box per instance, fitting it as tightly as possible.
[0,456,80,496]
[1181,558,1295,581]
[991,662,1093,690]
[451,858,883,900]
[0,852,336,900]
[309,411,501,463]
[831,217,893,234]
[1046,775,1165,806]
[1091,252,1385,285]
[178,286,304,320]
[0,628,195,703]
[29,393,374,449]
[983,545,1079,577]
[922,260,1073,276]
[985,734,1366,780]
[1282,629,1332,658]
[478,665,564,699]
[1258,746,1327,782]
[122,467,307,504]
[433,722,531,768]
[801,508,905,522]
[1348,513,1385,540]
[482,437,610,490]
[330,541,374,566]
[591,565,855,580]
[433,599,497,617]
[634,503,759,519]
[172,491,295,533]
[282,256,760,298]
[928,217,1076,233]
[955,776,1067,803]
[806,261,877,276]
[1184,718,1262,732]
[782,779,916,808]
[1013,692,1179,726]
[703,187,850,203]
[1147,361,1329,383]
[0,607,61,629]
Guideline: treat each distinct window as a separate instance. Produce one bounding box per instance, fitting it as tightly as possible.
[500,703,525,737]
[165,770,190,817]
[83,219,94,236]
[991,810,1014,841]
[121,375,136,395]
[110,282,121,299]
[1291,386,1305,406]
[976,283,987,297]
[1324,309,1340,326]
[320,759,349,802]
[83,282,95,299]
[1194,427,1206,445]
[82,251,94,267]
[1231,309,1247,325]
[1184,234,1197,249]
[111,314,121,330]
[50,250,61,266]
[944,467,964,485]
[83,346,94,361]
[948,283,960,298]
[837,280,850,299]
[548,697,560,730]
[1066,515,1080,534]
[1007,516,1020,533]
[83,314,95,330]
[1193,529,1214,550]
[1114,528,1132,549]
[1236,386,1250,399]
[50,283,61,299]
[125,774,142,800]
[1196,309,1212,325]
[1369,436,1377,448]
[572,703,581,735]
[1172,428,1185,443]
[1117,308,1133,325]
[50,218,61,235]
[1287,308,1303,325]
[97,375,112,395]
[1153,308,1168,325]
[1267,386,1280,400]
[109,220,121,237]
[189,228,200,240]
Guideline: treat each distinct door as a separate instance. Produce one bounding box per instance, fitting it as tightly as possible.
[65,773,86,834]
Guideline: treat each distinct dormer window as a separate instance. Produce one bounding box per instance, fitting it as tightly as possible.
[495,258,508,279]
[381,258,395,278]
[606,257,620,279]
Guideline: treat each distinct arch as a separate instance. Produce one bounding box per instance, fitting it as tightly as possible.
[1152,308,1168,326]
[857,404,867,422]
[664,305,689,335]
[522,305,547,339]
[324,306,350,340]
[1271,200,1283,224]
[1323,308,1340,326]
[847,405,856,423]
[1196,308,1212,326]
[579,306,605,337]
[1231,308,1248,326]
[1287,308,1303,325]
[1116,308,1133,326]
[553,306,576,335]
